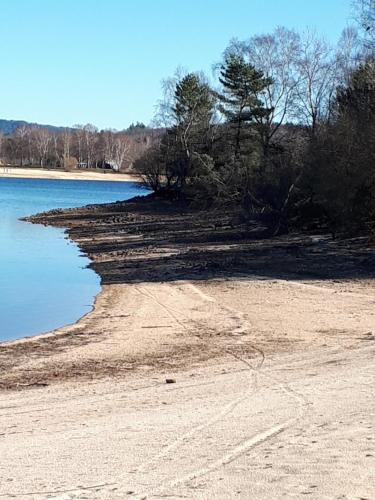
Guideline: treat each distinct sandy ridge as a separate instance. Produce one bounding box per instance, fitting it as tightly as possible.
[0,166,140,182]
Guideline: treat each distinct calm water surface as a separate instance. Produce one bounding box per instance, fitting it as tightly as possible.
[0,177,146,342]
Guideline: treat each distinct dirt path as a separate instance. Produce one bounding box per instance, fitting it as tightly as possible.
[1,277,374,499]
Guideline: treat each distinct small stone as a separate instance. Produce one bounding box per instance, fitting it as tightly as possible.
[165,378,176,384]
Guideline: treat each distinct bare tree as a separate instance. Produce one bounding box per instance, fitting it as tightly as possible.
[294,30,337,133]
[152,66,189,127]
[102,129,117,163]
[15,125,31,166]
[83,124,98,168]
[73,125,85,165]
[353,0,375,50]
[33,128,51,167]
[336,26,362,84]
[26,127,36,165]
[61,128,71,169]
[50,130,71,169]
[113,133,131,170]
[51,132,61,168]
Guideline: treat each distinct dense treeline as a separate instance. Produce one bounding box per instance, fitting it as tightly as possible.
[0,122,162,172]
[135,0,375,235]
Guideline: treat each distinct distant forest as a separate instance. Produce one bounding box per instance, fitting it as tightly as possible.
[133,0,375,236]
[0,120,162,172]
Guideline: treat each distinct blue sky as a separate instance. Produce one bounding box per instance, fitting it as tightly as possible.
[1,0,353,130]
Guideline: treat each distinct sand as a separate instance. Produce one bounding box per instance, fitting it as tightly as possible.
[0,166,139,182]
[0,197,374,499]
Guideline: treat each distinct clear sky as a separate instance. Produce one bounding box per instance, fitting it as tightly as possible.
[0,0,353,130]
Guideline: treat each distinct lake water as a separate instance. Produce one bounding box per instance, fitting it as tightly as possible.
[0,176,146,342]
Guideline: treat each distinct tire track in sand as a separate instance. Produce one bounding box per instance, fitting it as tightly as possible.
[160,282,309,494]
[124,281,310,499]
[133,284,262,476]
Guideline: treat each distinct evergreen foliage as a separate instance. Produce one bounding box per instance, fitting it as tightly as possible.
[134,22,375,236]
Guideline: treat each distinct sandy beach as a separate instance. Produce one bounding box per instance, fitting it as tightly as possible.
[0,197,374,499]
[0,166,140,183]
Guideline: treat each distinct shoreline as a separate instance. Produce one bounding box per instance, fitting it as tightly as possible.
[0,166,140,182]
[2,194,375,390]
[1,195,375,497]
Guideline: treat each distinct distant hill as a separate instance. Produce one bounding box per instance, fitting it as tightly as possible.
[0,119,161,136]
[0,118,69,135]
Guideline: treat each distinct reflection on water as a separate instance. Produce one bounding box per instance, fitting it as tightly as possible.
[0,176,146,341]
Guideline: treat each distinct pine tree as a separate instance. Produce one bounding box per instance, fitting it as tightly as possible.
[173,74,213,133]
[170,73,215,190]
[219,54,272,157]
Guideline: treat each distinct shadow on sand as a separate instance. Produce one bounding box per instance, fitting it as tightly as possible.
[30,195,375,286]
